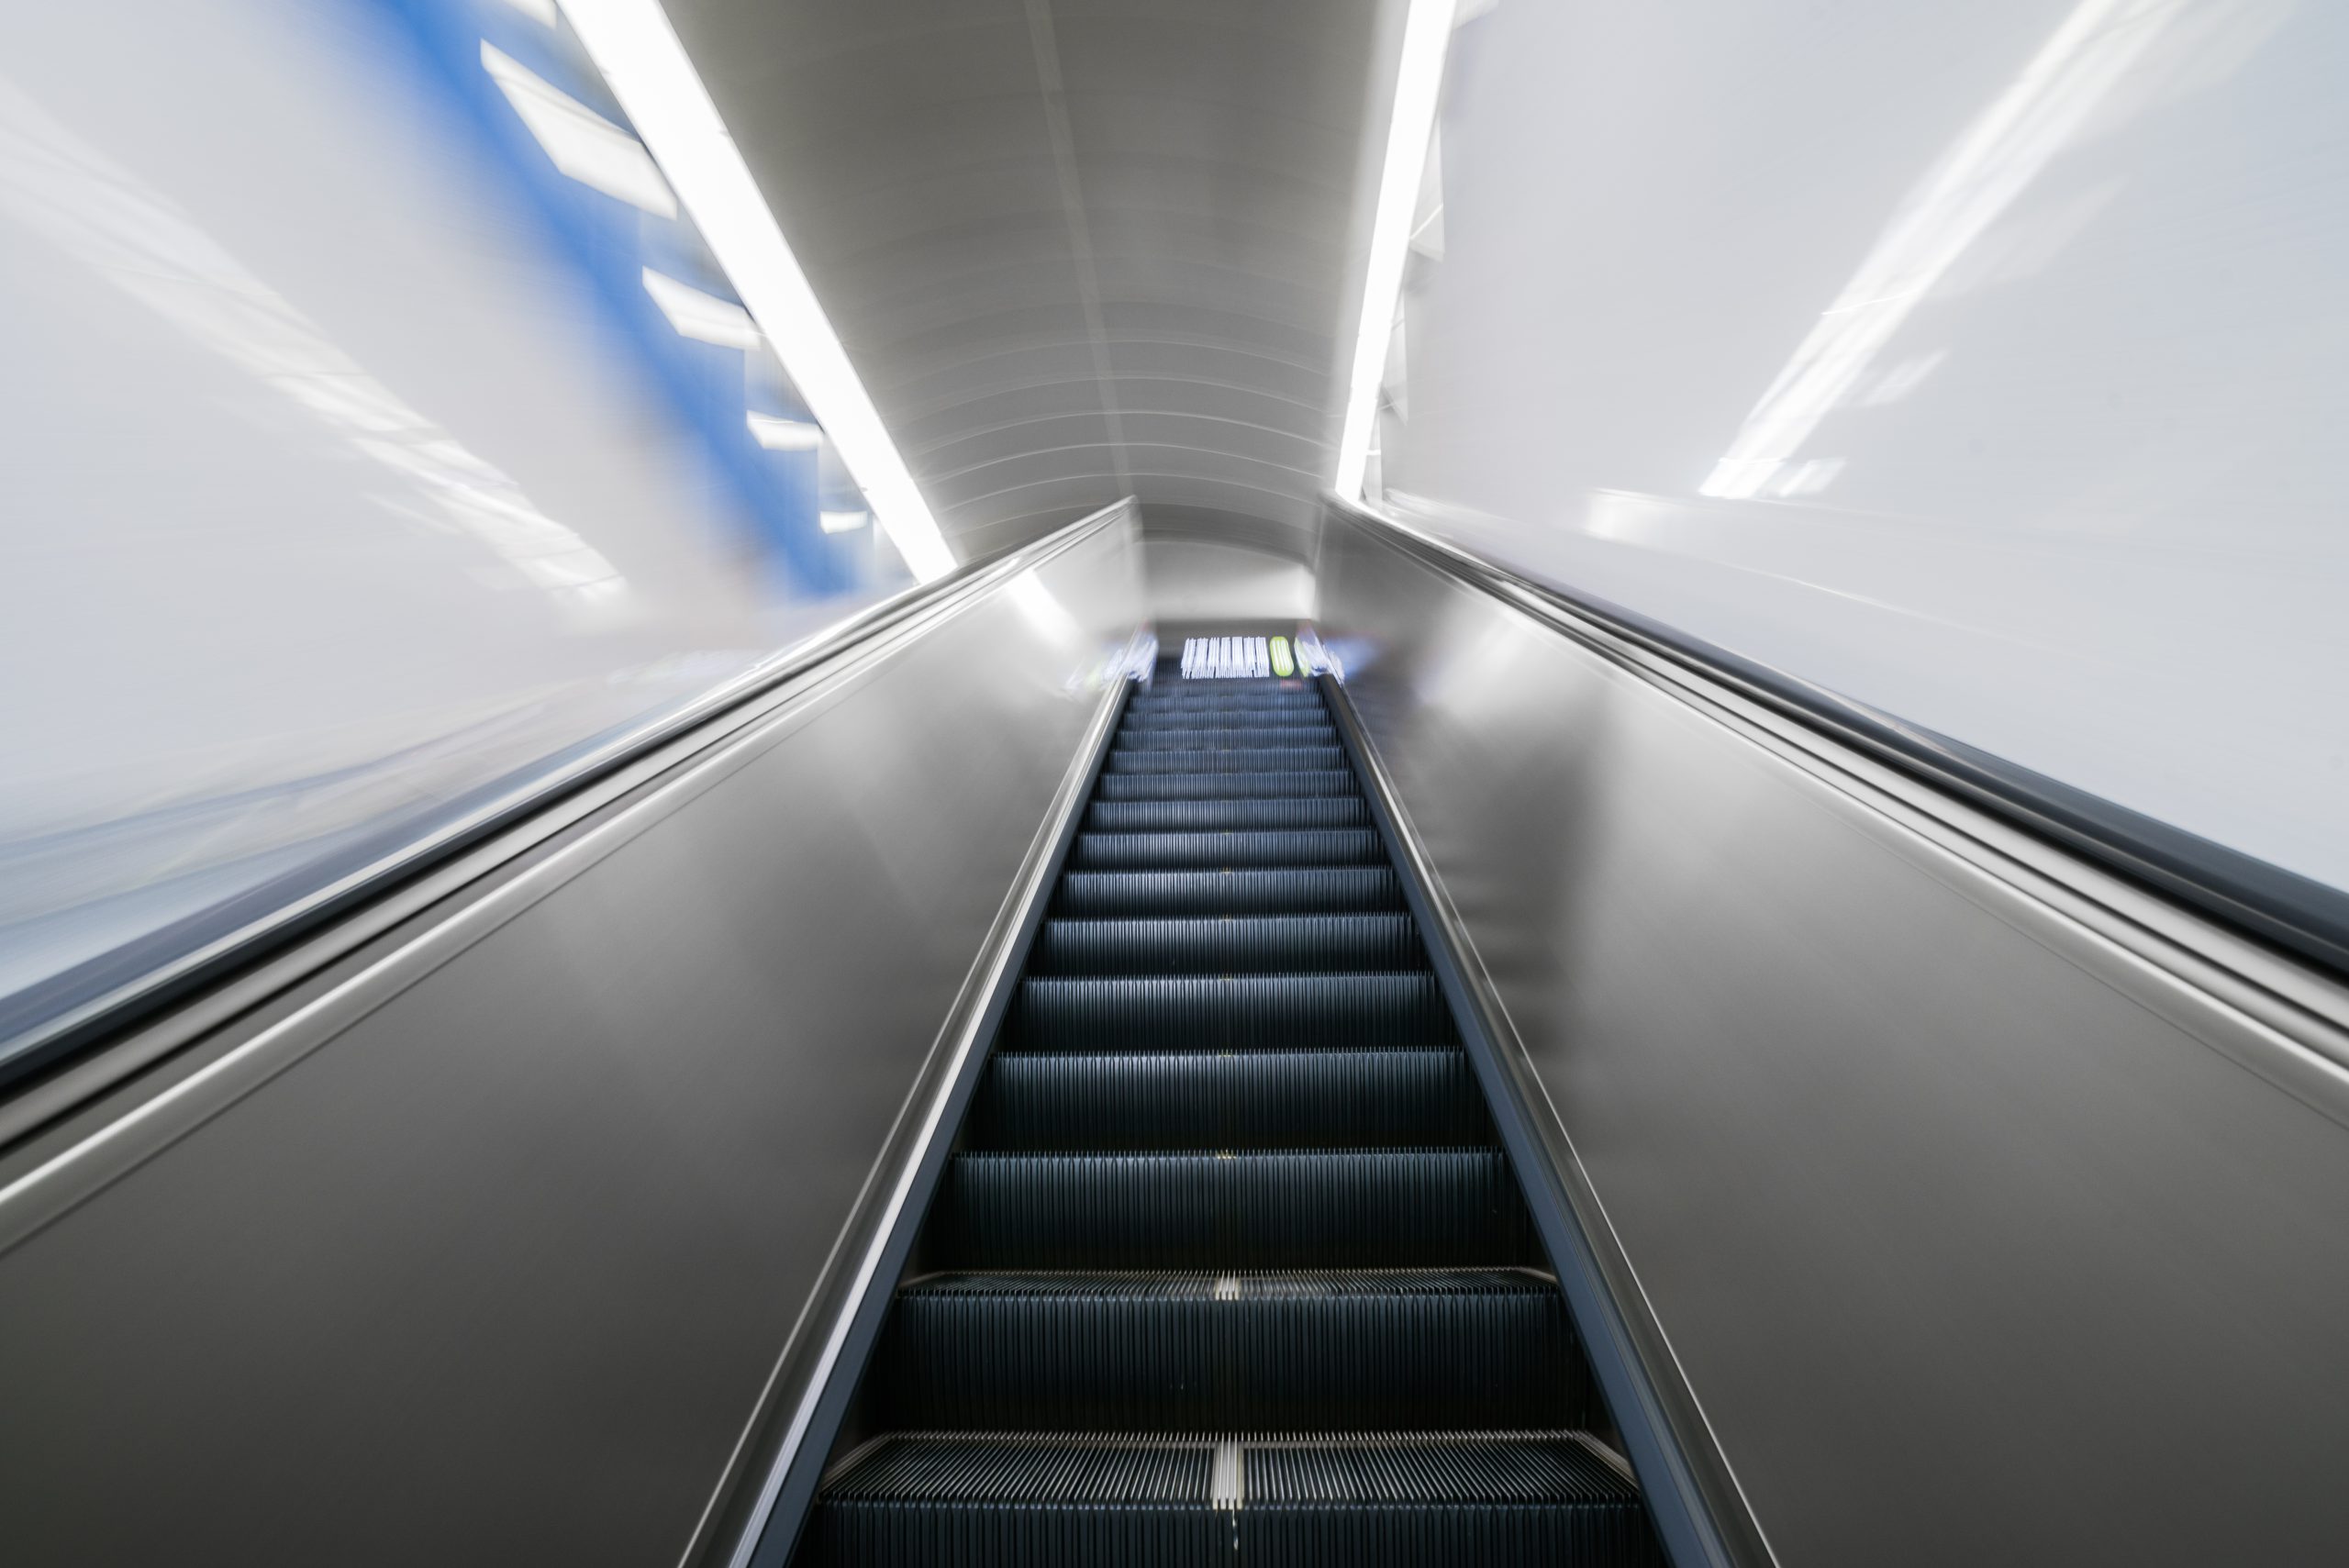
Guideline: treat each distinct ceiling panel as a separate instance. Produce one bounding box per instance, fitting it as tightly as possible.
[664,0,1385,562]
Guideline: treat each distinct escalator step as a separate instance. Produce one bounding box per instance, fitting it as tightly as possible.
[1068,829,1383,870]
[1122,706,1327,725]
[1122,708,1343,737]
[966,1050,1489,1151]
[874,1269,1586,1430]
[1055,867,1399,917]
[1116,725,1338,751]
[1125,701,1326,721]
[1008,973,1453,1051]
[1031,915,1422,975]
[1245,1434,1660,1565]
[1108,747,1349,774]
[1094,771,1359,800]
[1136,674,1302,689]
[803,1433,1655,1568]
[930,1150,1530,1269]
[1083,798,1370,833]
[1130,686,1321,706]
[1120,711,1334,731]
[804,1437,1214,1566]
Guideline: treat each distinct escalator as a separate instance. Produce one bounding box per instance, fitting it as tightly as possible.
[794,656,1667,1565]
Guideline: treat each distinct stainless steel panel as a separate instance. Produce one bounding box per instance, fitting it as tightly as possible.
[1316,508,2349,1566]
[0,513,1144,1566]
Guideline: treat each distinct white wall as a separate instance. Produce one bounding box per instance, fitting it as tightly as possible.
[0,1,904,1029]
[1382,0,2348,890]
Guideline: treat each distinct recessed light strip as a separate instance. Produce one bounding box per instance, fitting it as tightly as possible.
[746,412,825,450]
[642,267,762,350]
[482,43,677,218]
[556,0,958,581]
[1332,0,1458,503]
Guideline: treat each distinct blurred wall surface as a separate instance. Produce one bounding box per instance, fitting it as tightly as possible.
[0,0,912,1053]
[1380,0,2347,892]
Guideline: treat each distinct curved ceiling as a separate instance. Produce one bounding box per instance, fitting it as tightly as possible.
[664,0,1387,563]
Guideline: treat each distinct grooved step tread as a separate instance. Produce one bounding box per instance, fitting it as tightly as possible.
[1108,748,1350,775]
[1070,828,1386,871]
[899,1267,1556,1300]
[1009,973,1455,1051]
[930,1149,1532,1270]
[966,1049,1489,1151]
[1118,725,1341,749]
[1031,914,1425,975]
[1121,723,1328,735]
[826,1429,1634,1502]
[874,1269,1588,1431]
[1055,867,1401,917]
[1095,770,1360,800]
[802,1432,1660,1568]
[1129,693,1323,709]
[1083,798,1372,833]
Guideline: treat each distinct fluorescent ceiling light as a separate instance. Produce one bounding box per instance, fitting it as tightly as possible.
[481,44,677,218]
[556,0,958,581]
[642,267,762,350]
[819,509,869,533]
[747,412,824,450]
[1332,0,1458,503]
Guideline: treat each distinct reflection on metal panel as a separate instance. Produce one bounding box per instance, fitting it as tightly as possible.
[1316,507,2349,1567]
[1376,0,2349,896]
[0,0,917,1051]
[0,509,1144,1566]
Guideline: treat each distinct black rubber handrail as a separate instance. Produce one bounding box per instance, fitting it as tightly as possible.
[1325,494,2349,982]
